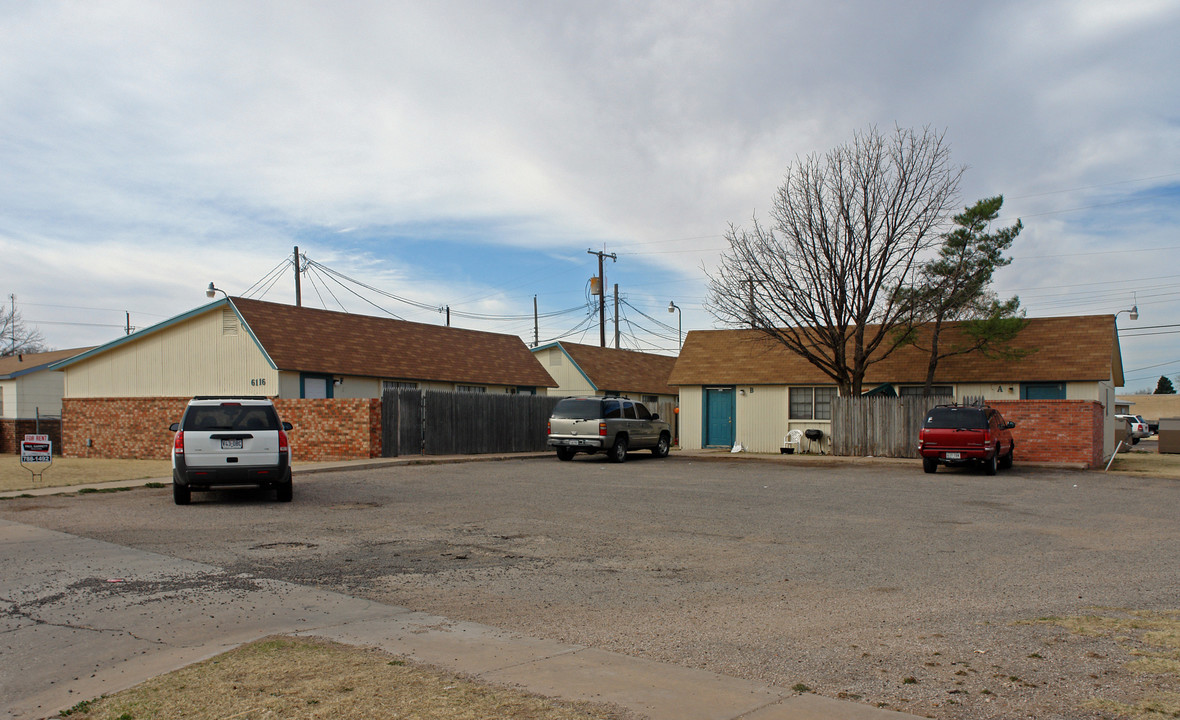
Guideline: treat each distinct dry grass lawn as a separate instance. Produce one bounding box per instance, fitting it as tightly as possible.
[1025,610,1180,719]
[53,636,631,720]
[0,456,171,493]
[1104,446,1180,477]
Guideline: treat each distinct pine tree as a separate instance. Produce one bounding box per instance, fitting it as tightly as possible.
[1154,375,1176,394]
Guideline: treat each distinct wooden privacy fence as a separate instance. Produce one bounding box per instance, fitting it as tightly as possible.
[831,396,943,458]
[382,389,562,456]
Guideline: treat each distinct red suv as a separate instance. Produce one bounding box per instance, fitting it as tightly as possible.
[918,404,1016,475]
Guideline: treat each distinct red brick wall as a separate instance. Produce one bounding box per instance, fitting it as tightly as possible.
[61,398,382,462]
[2,418,64,454]
[989,400,1105,467]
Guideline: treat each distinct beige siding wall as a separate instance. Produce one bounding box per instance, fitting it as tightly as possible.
[677,386,703,449]
[14,371,67,417]
[1115,393,1180,423]
[0,381,10,419]
[533,347,596,397]
[954,381,1103,402]
[63,311,277,398]
[733,386,790,453]
[278,372,528,399]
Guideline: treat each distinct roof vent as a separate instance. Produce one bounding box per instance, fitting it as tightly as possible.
[222,309,239,336]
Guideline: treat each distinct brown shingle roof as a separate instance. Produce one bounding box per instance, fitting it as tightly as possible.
[0,347,93,379]
[669,316,1119,386]
[549,342,678,396]
[232,298,557,387]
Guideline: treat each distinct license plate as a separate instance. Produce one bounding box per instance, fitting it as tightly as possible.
[221,438,244,450]
[944,452,960,460]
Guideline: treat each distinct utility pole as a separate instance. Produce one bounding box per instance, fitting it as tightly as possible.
[125,311,131,336]
[533,295,539,348]
[613,284,620,349]
[294,245,302,307]
[587,249,616,348]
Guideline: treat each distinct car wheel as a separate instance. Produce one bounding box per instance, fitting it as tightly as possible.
[922,457,937,474]
[172,479,191,506]
[609,436,628,463]
[984,451,997,476]
[999,446,1014,470]
[556,447,576,461]
[275,480,293,502]
[651,433,670,458]
[1132,436,1140,445]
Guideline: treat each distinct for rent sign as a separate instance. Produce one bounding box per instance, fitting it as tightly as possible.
[20,434,52,464]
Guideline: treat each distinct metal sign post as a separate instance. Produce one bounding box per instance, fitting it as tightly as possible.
[20,433,53,483]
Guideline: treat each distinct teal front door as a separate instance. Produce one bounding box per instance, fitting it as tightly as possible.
[704,387,735,447]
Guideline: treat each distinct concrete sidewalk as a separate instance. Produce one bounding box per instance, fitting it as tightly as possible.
[0,518,915,720]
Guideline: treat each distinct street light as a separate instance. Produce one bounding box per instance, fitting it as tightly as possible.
[206,282,228,299]
[1115,304,1139,324]
[667,301,682,351]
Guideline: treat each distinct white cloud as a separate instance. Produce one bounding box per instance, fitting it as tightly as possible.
[1,0,1178,365]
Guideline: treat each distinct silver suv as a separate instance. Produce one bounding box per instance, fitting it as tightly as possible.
[169,397,293,505]
[547,396,672,462]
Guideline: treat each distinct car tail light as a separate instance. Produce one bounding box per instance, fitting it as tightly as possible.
[918,428,926,444]
[547,420,551,434]
[279,429,290,455]
[599,422,607,436]
[173,430,184,455]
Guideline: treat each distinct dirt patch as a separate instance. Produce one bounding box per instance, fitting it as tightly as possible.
[1104,446,1180,477]
[0,456,171,493]
[54,635,634,720]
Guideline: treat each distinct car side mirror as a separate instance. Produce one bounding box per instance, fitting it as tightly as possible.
[651,413,660,421]
[169,422,180,432]
[282,422,293,431]
[1006,421,1016,429]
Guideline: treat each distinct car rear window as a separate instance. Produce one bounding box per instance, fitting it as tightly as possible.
[923,407,987,430]
[183,404,280,431]
[551,399,602,420]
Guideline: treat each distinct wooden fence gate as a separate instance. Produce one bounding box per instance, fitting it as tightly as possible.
[382,389,562,456]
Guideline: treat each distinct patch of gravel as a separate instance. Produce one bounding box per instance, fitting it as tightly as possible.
[3,456,1178,719]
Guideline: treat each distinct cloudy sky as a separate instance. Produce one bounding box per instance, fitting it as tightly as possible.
[2,1,1178,389]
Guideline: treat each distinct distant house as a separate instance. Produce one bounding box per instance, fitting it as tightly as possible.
[531,341,678,409]
[0,347,91,453]
[669,315,1124,461]
[53,297,558,399]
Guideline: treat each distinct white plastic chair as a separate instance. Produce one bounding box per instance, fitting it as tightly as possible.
[783,429,803,454]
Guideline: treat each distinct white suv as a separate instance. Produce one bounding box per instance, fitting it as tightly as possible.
[1116,414,1151,444]
[169,397,293,505]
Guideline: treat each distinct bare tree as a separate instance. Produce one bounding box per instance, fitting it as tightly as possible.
[1,297,48,357]
[708,126,963,395]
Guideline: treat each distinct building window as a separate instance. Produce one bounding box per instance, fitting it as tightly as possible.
[456,385,486,393]
[899,386,953,397]
[301,374,333,399]
[1022,382,1066,400]
[790,386,837,420]
[642,395,659,405]
[504,387,517,394]
[549,352,562,366]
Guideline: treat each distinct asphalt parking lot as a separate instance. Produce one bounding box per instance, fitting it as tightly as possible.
[3,454,1177,719]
